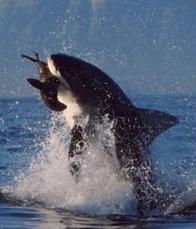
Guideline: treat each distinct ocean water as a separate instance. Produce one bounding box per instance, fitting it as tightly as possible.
[0,95,195,229]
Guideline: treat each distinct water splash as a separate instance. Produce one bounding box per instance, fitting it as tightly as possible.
[3,113,135,215]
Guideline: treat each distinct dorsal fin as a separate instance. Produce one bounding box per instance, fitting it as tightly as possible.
[135,108,179,146]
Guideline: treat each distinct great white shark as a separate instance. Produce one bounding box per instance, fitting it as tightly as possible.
[22,52,178,216]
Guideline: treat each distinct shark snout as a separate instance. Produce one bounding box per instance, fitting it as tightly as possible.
[47,55,70,90]
[47,56,61,78]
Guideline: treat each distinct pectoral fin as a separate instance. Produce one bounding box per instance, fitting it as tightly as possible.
[68,125,88,181]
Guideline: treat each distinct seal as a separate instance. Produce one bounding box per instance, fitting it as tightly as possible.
[22,52,178,216]
[22,53,66,111]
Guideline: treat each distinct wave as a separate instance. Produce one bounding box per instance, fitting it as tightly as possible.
[1,111,196,217]
[2,113,135,215]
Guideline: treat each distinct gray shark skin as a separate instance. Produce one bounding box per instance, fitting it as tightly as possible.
[23,53,178,216]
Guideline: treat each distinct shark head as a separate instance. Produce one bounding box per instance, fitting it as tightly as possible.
[47,54,83,92]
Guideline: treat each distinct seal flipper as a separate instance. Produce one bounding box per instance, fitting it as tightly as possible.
[135,108,179,147]
[27,78,44,90]
[27,78,66,111]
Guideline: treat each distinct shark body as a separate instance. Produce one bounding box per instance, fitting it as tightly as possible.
[23,53,178,216]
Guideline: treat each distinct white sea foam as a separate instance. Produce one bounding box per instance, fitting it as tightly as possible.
[4,113,135,215]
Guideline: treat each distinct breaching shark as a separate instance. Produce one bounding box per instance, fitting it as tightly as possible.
[22,52,178,216]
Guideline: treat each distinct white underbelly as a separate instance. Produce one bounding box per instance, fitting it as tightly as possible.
[57,85,83,129]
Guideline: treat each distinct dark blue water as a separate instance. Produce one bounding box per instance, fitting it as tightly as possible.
[0,95,196,229]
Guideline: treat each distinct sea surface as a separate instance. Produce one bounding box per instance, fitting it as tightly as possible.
[0,95,195,229]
